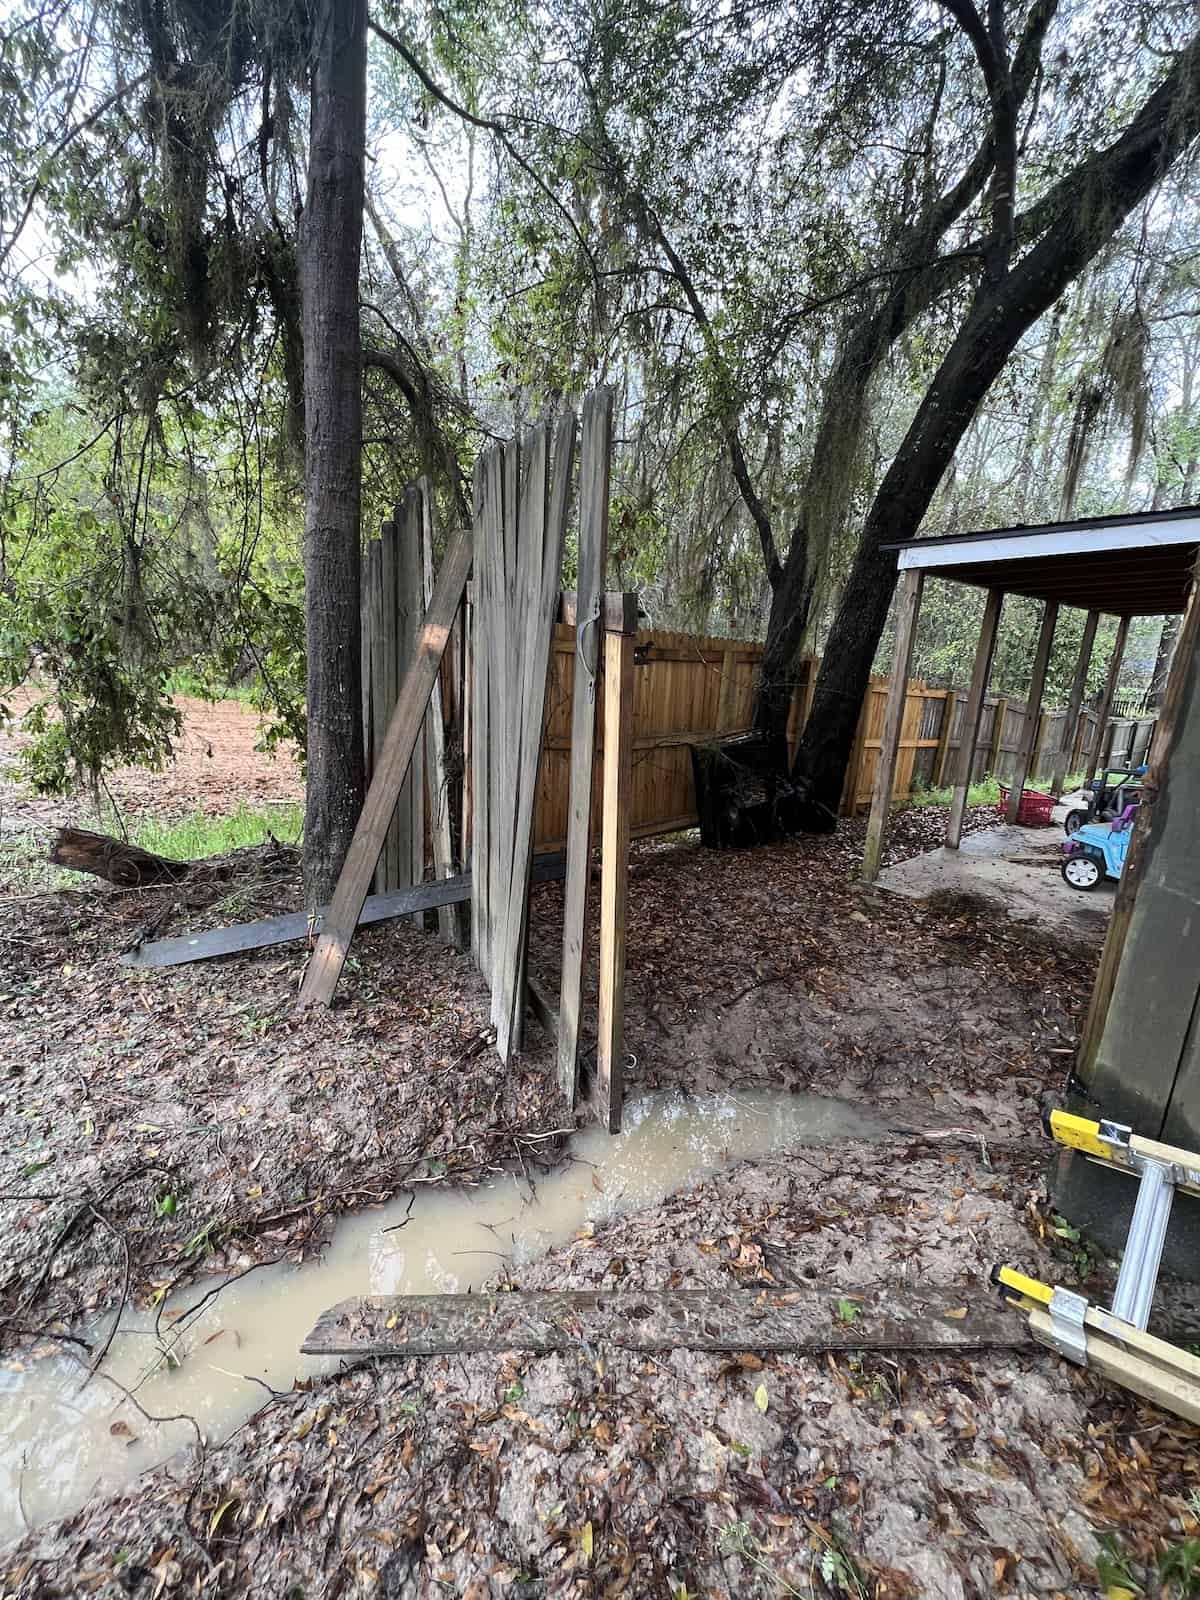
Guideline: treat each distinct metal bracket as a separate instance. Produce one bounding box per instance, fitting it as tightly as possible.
[1099,1119,1133,1148]
[1049,1287,1089,1366]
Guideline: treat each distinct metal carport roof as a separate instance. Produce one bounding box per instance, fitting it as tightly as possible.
[885,505,1200,616]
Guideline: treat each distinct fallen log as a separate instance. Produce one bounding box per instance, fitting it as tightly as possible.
[50,827,190,888]
[302,1285,1035,1358]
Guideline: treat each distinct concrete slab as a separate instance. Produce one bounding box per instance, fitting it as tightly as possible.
[877,821,1112,937]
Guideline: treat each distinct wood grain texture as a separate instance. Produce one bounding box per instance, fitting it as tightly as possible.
[1005,599,1059,824]
[368,535,387,894]
[126,852,566,970]
[1085,614,1130,786]
[420,479,463,947]
[302,1286,1035,1358]
[399,490,426,920]
[557,390,612,1103]
[596,628,634,1132]
[296,525,473,1010]
[945,588,1003,849]
[862,570,924,881]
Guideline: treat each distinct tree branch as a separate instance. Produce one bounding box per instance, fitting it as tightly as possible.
[368,19,598,285]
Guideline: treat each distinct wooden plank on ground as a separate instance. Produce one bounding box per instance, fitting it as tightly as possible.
[301,1286,1035,1358]
[557,389,612,1104]
[420,480,464,947]
[596,626,635,1132]
[122,853,567,969]
[297,526,473,1010]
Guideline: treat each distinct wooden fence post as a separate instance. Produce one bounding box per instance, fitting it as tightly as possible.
[1052,609,1099,793]
[946,589,1003,849]
[932,691,955,789]
[988,695,1008,778]
[863,570,924,882]
[1085,616,1129,785]
[1006,600,1058,824]
[840,695,870,817]
[597,623,635,1132]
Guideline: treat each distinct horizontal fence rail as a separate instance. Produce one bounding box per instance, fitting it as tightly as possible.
[360,566,1158,858]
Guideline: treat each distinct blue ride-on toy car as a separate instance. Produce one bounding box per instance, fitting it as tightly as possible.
[1061,803,1138,890]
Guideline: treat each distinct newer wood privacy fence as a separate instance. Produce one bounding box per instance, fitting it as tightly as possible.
[361,572,1158,856]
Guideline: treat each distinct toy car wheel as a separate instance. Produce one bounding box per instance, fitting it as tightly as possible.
[1064,809,1089,836]
[1062,855,1101,890]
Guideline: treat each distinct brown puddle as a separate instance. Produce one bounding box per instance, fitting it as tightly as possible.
[0,1088,889,1540]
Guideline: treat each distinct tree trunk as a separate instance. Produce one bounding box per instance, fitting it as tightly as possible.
[300,0,368,906]
[795,30,1200,810]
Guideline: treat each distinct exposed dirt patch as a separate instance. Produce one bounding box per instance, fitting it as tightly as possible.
[0,690,301,843]
[5,725,1196,1598]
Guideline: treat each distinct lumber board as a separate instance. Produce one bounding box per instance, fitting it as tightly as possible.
[121,853,568,969]
[495,424,553,1058]
[596,628,634,1132]
[381,515,404,893]
[557,389,612,1104]
[498,418,575,1060]
[1027,1306,1200,1424]
[1085,614,1130,786]
[360,547,374,781]
[1005,600,1058,825]
[420,478,463,947]
[862,570,924,880]
[469,457,489,974]
[301,1286,1036,1358]
[558,589,637,632]
[399,490,427,922]
[297,526,473,1010]
[368,536,388,894]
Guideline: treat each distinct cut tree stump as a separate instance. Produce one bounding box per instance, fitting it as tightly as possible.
[50,827,190,888]
[302,1286,1034,1358]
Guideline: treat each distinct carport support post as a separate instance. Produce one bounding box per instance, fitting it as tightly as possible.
[1052,609,1099,795]
[946,588,1003,849]
[1006,600,1059,825]
[1085,615,1130,786]
[862,569,924,882]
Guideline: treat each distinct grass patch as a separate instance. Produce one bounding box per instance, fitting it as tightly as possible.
[132,802,303,861]
[163,669,258,706]
[901,771,1088,811]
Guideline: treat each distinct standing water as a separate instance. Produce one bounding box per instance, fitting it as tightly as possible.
[0,1088,888,1540]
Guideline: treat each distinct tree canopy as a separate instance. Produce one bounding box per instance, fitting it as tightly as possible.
[1,0,1197,813]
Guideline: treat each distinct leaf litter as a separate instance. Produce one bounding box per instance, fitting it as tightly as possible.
[2,707,1198,1596]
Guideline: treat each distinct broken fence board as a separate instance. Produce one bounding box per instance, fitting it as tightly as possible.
[297,526,473,1009]
[121,852,566,970]
[556,388,612,1104]
[302,1287,1035,1358]
[420,476,463,948]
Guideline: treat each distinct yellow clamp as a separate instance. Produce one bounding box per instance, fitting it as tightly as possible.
[1048,1110,1113,1161]
[992,1264,1053,1310]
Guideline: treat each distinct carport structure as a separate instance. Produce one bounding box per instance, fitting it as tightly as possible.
[862,505,1200,883]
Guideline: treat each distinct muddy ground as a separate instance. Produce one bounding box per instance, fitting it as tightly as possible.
[2,700,1198,1598]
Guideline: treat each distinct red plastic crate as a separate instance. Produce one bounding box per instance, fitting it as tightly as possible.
[997,785,1056,827]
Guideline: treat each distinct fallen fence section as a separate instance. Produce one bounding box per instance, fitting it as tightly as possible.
[122,852,565,971]
[302,1286,1031,1358]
